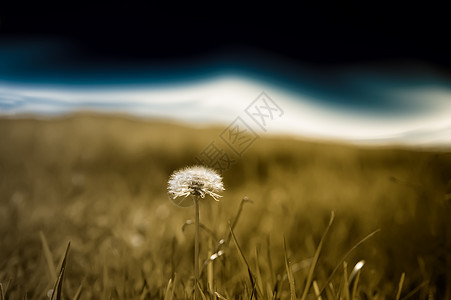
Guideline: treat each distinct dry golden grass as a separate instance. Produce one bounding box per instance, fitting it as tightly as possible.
[0,113,450,299]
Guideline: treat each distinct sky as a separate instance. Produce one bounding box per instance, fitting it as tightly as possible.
[1,12,450,147]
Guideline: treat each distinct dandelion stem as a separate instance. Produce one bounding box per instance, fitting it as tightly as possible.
[167,166,224,298]
[194,195,200,299]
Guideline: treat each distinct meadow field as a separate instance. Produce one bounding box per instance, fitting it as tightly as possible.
[0,113,450,299]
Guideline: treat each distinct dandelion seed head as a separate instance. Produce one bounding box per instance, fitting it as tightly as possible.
[168,165,225,207]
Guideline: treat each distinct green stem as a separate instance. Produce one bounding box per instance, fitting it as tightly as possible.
[194,195,200,299]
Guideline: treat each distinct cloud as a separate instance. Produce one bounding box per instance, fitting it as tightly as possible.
[1,69,451,147]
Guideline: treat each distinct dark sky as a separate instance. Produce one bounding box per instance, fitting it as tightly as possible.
[1,8,450,74]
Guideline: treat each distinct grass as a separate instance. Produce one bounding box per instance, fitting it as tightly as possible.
[0,113,450,299]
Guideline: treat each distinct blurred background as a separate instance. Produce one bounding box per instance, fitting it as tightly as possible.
[1,12,451,146]
[1,9,451,299]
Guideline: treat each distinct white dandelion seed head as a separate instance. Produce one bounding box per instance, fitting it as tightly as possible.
[168,165,225,207]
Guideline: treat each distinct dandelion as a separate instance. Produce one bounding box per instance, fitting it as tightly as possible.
[167,166,224,299]
[168,165,225,207]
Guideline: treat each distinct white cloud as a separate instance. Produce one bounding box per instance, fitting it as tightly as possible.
[1,75,451,147]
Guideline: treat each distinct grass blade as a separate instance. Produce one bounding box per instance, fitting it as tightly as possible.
[139,287,149,300]
[320,229,380,294]
[249,279,257,300]
[400,280,428,300]
[395,273,405,300]
[313,281,322,300]
[284,238,296,300]
[229,224,251,273]
[0,283,5,300]
[348,260,365,285]
[266,236,275,288]
[163,278,173,300]
[351,269,361,300]
[300,211,335,300]
[39,231,57,283]
[229,225,262,299]
[72,282,83,300]
[215,291,228,299]
[171,274,177,300]
[207,243,214,293]
[255,247,265,299]
[197,281,207,300]
[201,197,253,276]
[342,262,350,300]
[50,241,71,300]
[271,280,279,300]
[226,197,253,245]
[325,282,336,300]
